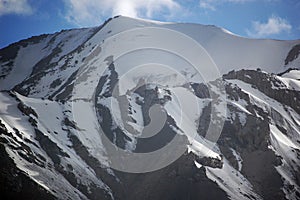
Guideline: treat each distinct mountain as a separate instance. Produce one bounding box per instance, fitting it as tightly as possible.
[0,16,300,200]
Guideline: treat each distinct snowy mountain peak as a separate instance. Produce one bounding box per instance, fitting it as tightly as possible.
[0,16,299,200]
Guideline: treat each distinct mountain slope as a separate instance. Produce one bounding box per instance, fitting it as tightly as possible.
[0,16,300,200]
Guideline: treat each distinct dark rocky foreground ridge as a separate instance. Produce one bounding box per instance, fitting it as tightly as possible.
[0,16,300,200]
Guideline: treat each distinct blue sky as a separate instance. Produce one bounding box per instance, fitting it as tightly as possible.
[1,0,300,48]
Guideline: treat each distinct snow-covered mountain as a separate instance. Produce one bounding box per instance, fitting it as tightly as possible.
[0,16,300,200]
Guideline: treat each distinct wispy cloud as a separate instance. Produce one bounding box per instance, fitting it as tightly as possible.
[0,0,33,16]
[64,0,181,27]
[199,1,216,11]
[199,0,266,11]
[246,15,292,37]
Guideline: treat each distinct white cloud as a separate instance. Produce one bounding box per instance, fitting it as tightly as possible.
[64,0,180,26]
[0,0,33,16]
[246,15,292,37]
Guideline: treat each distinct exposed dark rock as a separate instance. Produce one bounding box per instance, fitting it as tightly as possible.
[224,69,300,114]
[50,78,62,89]
[34,129,69,166]
[195,156,223,169]
[68,134,120,200]
[63,118,82,130]
[117,152,230,200]
[0,144,55,200]
[191,83,210,98]
[242,149,286,200]
[285,44,300,65]
[17,102,38,118]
